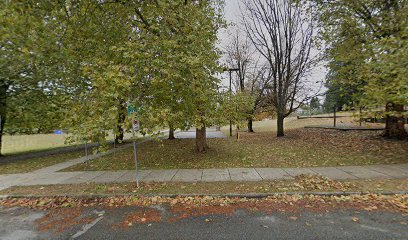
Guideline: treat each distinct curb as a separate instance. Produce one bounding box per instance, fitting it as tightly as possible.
[1,191,407,200]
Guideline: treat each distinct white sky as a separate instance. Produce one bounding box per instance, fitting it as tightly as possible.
[218,0,327,99]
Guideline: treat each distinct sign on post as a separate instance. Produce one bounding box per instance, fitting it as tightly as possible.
[127,105,140,188]
[132,120,140,131]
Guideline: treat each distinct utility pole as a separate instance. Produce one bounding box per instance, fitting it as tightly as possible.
[227,68,239,138]
[229,70,233,138]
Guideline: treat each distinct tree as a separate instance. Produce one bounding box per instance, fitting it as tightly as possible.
[0,1,68,154]
[309,97,320,112]
[224,29,271,132]
[322,61,360,112]
[122,0,225,152]
[2,0,226,154]
[313,0,408,139]
[242,0,319,137]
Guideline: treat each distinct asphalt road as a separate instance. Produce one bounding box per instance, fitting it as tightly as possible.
[1,205,407,240]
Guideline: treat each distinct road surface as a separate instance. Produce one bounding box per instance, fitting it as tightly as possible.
[1,204,407,240]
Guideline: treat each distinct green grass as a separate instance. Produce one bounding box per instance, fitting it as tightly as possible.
[1,131,140,155]
[63,118,407,171]
[0,151,85,174]
[2,134,70,155]
[221,111,370,135]
[0,135,153,174]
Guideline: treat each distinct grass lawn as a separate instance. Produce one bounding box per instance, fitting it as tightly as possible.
[2,133,69,155]
[0,135,154,175]
[1,175,407,196]
[63,117,408,172]
[0,151,85,174]
[1,131,139,155]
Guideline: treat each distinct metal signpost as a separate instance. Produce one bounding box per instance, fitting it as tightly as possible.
[227,68,239,139]
[85,142,89,165]
[113,132,116,157]
[128,106,140,188]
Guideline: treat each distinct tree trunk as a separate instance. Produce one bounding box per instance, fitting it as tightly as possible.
[168,125,175,140]
[383,103,407,139]
[115,99,126,144]
[247,118,254,133]
[195,126,208,152]
[277,114,284,137]
[0,80,7,156]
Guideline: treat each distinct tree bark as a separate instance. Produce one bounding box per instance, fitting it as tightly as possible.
[115,99,126,144]
[0,80,7,156]
[383,103,407,139]
[168,124,175,140]
[277,114,284,137]
[195,126,208,152]
[247,118,254,132]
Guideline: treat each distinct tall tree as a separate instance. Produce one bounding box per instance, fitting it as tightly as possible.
[224,29,271,132]
[0,0,67,155]
[122,0,225,152]
[313,0,408,139]
[2,0,226,154]
[242,0,318,137]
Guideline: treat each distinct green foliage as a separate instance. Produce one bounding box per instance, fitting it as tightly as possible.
[231,92,256,128]
[121,1,226,133]
[309,97,320,111]
[1,1,67,135]
[360,10,408,116]
[2,0,228,149]
[214,90,255,128]
[314,0,408,117]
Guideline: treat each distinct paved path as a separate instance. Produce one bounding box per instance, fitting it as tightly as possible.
[175,127,226,139]
[1,162,408,190]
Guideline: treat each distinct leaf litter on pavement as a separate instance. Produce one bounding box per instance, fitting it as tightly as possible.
[1,193,407,232]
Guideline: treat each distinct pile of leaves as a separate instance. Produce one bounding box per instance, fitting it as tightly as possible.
[1,194,407,214]
[294,174,356,191]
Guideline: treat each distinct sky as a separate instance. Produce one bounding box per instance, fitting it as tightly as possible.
[218,0,327,99]
[217,0,243,89]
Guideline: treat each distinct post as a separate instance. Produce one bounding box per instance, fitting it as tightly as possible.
[359,107,362,127]
[0,115,2,156]
[333,106,337,127]
[236,105,239,139]
[85,142,89,165]
[113,131,116,157]
[229,70,232,137]
[132,127,139,188]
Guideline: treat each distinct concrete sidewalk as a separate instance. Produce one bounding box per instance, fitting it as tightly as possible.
[1,164,407,190]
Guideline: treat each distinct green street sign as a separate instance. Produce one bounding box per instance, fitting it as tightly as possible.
[127,105,141,131]
[127,105,137,116]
